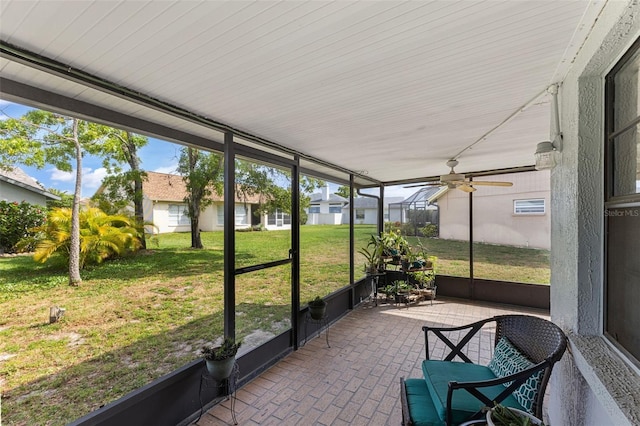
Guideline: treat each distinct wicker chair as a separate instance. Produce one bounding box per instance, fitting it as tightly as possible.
[400,315,567,426]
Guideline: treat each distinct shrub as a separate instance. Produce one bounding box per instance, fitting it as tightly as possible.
[0,201,47,253]
[33,207,142,268]
[420,223,438,237]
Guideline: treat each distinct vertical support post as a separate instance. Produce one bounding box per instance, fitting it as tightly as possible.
[349,175,355,309]
[224,131,236,340]
[469,178,474,300]
[291,157,301,349]
[378,185,385,235]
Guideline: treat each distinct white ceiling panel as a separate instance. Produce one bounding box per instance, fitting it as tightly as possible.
[0,0,608,183]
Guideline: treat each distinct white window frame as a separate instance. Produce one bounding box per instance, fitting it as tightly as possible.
[329,203,342,214]
[513,199,545,215]
[168,204,190,226]
[355,209,365,220]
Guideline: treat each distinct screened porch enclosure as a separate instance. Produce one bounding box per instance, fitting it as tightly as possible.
[1,1,638,425]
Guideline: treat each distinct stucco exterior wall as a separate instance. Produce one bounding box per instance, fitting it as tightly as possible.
[0,181,49,206]
[149,201,191,234]
[438,171,550,249]
[149,201,259,233]
[550,2,640,425]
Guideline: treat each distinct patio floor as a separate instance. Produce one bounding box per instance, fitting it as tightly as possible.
[194,297,549,426]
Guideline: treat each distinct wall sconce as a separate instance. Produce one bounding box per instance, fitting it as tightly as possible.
[535,84,563,170]
[535,138,561,170]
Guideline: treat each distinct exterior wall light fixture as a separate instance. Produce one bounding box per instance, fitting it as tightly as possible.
[535,84,563,170]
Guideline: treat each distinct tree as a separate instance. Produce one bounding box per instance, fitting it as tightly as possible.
[0,110,115,285]
[235,161,324,225]
[46,188,74,209]
[32,207,141,268]
[335,185,354,199]
[177,147,223,249]
[91,129,148,248]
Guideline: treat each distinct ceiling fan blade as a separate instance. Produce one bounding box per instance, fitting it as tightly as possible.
[458,184,476,192]
[468,181,513,187]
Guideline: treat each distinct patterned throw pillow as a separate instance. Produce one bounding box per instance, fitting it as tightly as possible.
[487,337,542,413]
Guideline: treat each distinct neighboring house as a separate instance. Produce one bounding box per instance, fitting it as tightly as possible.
[437,170,550,250]
[306,184,348,225]
[341,196,404,225]
[0,166,60,206]
[142,171,287,233]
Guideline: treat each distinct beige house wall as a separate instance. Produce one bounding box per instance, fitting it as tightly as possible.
[438,170,550,250]
[149,200,259,233]
[0,181,50,206]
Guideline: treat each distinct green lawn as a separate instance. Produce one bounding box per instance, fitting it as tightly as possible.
[0,225,548,425]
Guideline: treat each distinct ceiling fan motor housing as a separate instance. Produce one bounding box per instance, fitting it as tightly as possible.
[440,172,465,183]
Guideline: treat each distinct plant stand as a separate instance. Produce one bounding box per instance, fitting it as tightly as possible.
[367,272,386,306]
[303,312,330,348]
[197,362,239,425]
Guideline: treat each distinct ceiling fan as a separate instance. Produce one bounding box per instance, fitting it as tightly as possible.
[405,160,513,192]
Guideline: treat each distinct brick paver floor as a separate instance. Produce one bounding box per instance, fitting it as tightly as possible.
[194,297,549,425]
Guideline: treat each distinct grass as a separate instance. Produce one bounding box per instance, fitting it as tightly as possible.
[0,225,548,425]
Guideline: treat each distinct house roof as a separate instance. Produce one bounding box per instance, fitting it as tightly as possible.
[344,196,404,209]
[0,166,60,200]
[143,171,262,204]
[309,193,348,203]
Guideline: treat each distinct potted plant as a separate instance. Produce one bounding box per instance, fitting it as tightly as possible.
[308,296,327,320]
[358,235,383,274]
[201,337,242,380]
[486,404,544,426]
[381,230,409,262]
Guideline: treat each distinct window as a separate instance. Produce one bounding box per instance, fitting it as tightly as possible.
[267,209,290,227]
[308,205,320,214]
[329,204,342,214]
[356,209,365,220]
[168,204,190,226]
[216,205,224,225]
[604,39,640,365]
[513,199,545,214]
[216,204,248,225]
[235,204,248,225]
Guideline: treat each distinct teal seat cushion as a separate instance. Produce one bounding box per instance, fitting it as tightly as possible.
[404,378,446,426]
[422,360,525,425]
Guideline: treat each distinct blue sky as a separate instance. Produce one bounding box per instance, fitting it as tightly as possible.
[0,100,414,199]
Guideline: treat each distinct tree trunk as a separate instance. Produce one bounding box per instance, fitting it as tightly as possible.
[187,148,203,249]
[69,119,82,286]
[125,132,146,249]
[190,189,203,249]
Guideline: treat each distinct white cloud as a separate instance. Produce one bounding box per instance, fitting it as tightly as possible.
[83,167,108,191]
[48,166,107,195]
[49,168,75,183]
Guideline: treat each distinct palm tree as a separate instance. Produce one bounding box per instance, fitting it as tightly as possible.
[33,207,142,268]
